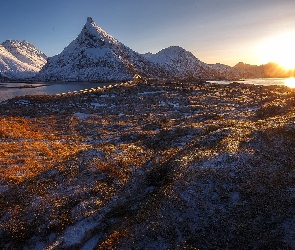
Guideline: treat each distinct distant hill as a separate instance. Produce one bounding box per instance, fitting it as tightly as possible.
[234,62,295,78]
[0,40,47,80]
[142,46,223,80]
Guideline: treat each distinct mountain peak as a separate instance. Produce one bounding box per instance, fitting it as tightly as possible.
[84,17,102,33]
[77,17,117,49]
[84,17,100,32]
[87,17,94,24]
[39,17,163,81]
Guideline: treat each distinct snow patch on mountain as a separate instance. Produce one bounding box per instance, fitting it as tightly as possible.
[39,17,163,82]
[2,40,47,70]
[0,17,247,82]
[142,46,216,80]
[0,40,47,80]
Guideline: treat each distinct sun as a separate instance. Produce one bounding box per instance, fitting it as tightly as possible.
[259,32,295,70]
[285,78,295,88]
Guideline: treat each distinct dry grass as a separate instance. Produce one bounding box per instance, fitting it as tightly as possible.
[0,80,295,249]
[0,116,85,184]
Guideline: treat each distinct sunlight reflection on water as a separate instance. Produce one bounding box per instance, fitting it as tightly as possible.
[210,78,295,88]
[285,78,295,88]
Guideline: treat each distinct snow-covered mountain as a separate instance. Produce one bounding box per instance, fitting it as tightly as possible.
[0,40,47,80]
[2,19,290,82]
[208,63,242,80]
[2,40,47,70]
[38,17,164,82]
[142,46,218,80]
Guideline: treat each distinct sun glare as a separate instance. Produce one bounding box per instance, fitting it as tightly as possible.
[285,78,295,88]
[259,32,295,70]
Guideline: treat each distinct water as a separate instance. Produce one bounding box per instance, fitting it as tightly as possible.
[1,78,294,103]
[0,81,117,103]
[208,78,295,88]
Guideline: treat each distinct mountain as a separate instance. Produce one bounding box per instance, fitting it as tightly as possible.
[2,40,47,70]
[234,62,264,78]
[142,46,218,80]
[0,40,47,80]
[38,17,165,82]
[208,63,241,80]
[234,62,295,78]
[2,19,292,82]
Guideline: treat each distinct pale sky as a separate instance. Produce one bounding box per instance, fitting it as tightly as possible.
[1,0,295,66]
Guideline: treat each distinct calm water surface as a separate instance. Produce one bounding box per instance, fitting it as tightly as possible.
[1,78,294,103]
[0,81,117,103]
[209,78,295,87]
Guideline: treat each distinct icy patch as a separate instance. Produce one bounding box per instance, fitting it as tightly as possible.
[138,91,165,95]
[168,102,180,108]
[247,106,259,111]
[144,237,168,249]
[14,99,30,105]
[62,219,99,247]
[73,112,91,120]
[91,102,107,108]
[202,153,232,169]
[81,235,100,250]
[100,94,109,98]
[0,185,8,193]
[231,192,240,202]
[32,241,46,250]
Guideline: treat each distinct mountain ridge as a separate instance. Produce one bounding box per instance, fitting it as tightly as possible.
[0,40,47,80]
[1,17,293,82]
[38,17,167,82]
[142,46,214,80]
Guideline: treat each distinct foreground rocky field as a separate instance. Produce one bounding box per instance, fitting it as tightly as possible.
[0,79,295,249]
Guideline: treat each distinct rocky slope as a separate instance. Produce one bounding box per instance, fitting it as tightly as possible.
[38,17,165,82]
[0,40,47,80]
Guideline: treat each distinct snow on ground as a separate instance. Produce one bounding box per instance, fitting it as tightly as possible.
[73,112,92,120]
[0,79,295,249]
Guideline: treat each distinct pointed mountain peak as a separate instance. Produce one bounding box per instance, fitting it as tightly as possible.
[87,17,94,23]
[83,17,103,36]
[84,17,101,31]
[84,17,98,30]
[75,17,119,49]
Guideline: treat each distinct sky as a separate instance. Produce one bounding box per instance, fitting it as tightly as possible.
[1,0,295,66]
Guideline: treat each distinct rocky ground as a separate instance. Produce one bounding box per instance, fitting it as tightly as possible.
[0,79,295,249]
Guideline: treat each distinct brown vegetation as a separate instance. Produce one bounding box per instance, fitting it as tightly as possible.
[0,80,295,249]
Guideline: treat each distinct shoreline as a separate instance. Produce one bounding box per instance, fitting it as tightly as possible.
[1,77,293,104]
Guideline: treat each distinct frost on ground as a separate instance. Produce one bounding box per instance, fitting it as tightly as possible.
[0,80,295,249]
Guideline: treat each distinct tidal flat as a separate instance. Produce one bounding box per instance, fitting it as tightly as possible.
[0,80,295,249]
